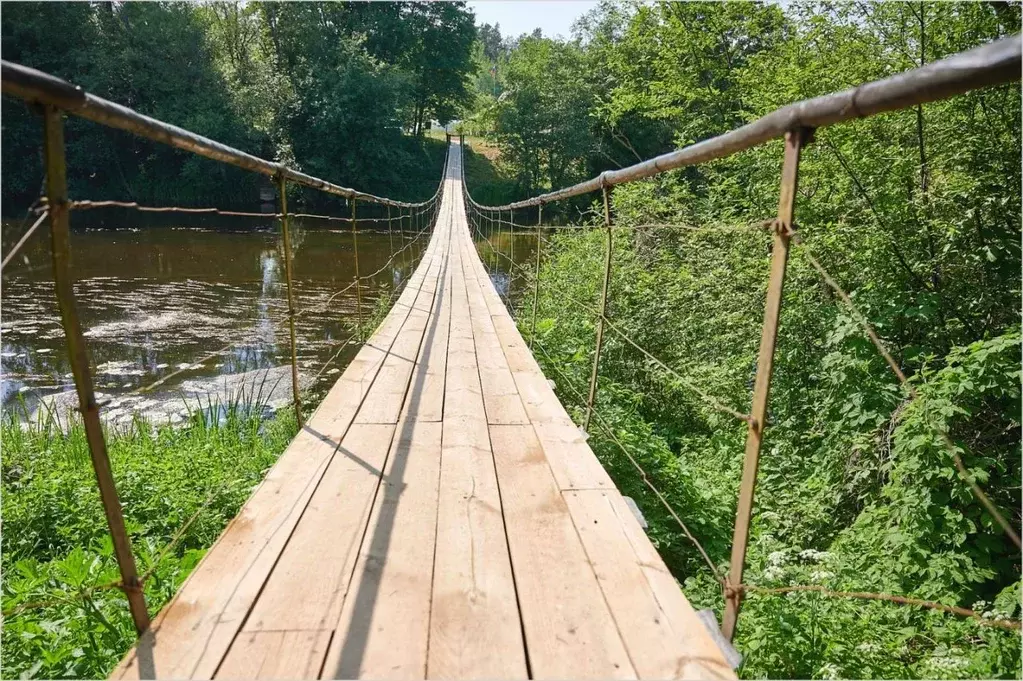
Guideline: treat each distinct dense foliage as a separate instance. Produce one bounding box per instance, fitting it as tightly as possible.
[464,2,1021,678]
[1,402,297,678]
[0,1,475,211]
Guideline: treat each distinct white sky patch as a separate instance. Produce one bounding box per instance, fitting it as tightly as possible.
[467,0,599,40]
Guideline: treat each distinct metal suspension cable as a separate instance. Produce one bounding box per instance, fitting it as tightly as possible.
[462,36,1019,210]
[469,219,754,424]
[66,198,423,227]
[304,190,441,383]
[296,200,436,320]
[1,207,48,272]
[110,200,438,400]
[785,224,1022,549]
[2,579,125,619]
[68,199,282,218]
[1,61,443,210]
[737,584,1021,632]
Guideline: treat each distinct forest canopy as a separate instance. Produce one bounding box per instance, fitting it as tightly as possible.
[0,1,477,209]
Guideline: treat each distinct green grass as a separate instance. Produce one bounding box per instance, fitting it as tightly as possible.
[1,398,298,679]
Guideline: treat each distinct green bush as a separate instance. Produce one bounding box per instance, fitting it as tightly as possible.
[517,219,1020,678]
[1,402,297,679]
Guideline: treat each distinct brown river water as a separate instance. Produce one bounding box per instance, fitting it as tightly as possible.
[1,215,535,425]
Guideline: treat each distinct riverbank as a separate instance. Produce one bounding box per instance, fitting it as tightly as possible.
[1,402,297,679]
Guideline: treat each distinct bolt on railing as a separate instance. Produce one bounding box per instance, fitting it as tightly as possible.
[460,35,1022,643]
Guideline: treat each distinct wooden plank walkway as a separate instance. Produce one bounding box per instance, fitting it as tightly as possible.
[113,142,735,680]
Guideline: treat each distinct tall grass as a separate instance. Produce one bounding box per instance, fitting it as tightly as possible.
[1,391,298,679]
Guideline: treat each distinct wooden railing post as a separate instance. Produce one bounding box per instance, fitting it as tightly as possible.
[351,198,363,337]
[42,105,151,634]
[276,172,303,427]
[584,183,613,431]
[722,127,811,641]
[530,204,543,348]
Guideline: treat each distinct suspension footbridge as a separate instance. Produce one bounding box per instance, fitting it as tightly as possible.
[0,34,1019,681]
[104,141,732,680]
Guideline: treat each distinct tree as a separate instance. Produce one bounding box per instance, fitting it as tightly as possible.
[495,36,594,194]
[400,2,477,133]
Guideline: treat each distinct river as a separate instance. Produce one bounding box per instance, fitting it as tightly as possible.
[1,215,536,426]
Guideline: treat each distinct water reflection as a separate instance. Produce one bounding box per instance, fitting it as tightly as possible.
[0,218,535,423]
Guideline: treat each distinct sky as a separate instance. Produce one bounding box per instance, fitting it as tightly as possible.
[467,1,600,40]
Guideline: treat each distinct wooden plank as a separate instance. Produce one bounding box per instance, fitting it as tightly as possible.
[217,422,393,646]
[113,419,367,678]
[426,241,527,679]
[400,242,452,423]
[564,490,735,680]
[459,239,530,426]
[489,424,635,680]
[428,414,526,679]
[113,207,446,681]
[216,631,332,680]
[464,248,612,491]
[443,245,485,420]
[532,421,614,491]
[320,420,443,679]
[354,252,445,424]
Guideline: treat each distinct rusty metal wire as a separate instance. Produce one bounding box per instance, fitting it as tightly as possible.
[528,333,726,587]
[107,197,439,400]
[459,37,1019,211]
[786,225,1021,550]
[139,485,223,585]
[2,579,125,619]
[738,583,1022,631]
[122,342,237,398]
[476,213,773,234]
[306,215,436,382]
[66,199,412,226]
[1,207,49,273]
[470,220,753,425]
[310,331,361,383]
[295,205,435,320]
[3,60,445,210]
[68,199,281,218]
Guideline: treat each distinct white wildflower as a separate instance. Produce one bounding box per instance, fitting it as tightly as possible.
[767,550,788,566]
[763,566,783,581]
[921,647,970,674]
[798,549,830,562]
[810,570,835,583]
